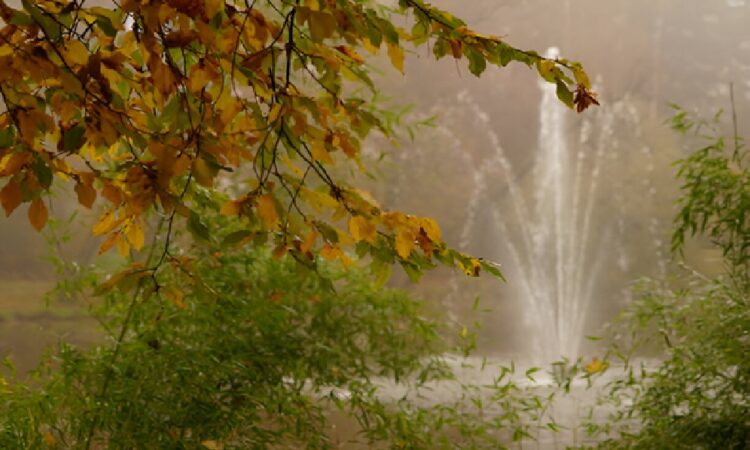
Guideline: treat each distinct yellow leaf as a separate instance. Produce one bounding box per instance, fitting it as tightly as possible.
[362,38,379,55]
[124,221,145,250]
[395,228,415,259]
[217,97,242,130]
[310,142,333,164]
[537,59,556,81]
[300,188,338,211]
[349,216,377,244]
[64,40,89,66]
[257,194,279,230]
[116,232,130,256]
[204,0,223,19]
[267,103,283,123]
[418,217,441,243]
[187,64,212,94]
[193,158,214,187]
[585,357,608,375]
[387,43,405,74]
[460,257,482,277]
[92,210,118,236]
[335,45,365,64]
[308,11,336,42]
[201,440,223,450]
[0,180,22,217]
[28,198,48,232]
[220,199,243,216]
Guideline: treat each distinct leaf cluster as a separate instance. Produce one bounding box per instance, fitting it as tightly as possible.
[0,0,594,283]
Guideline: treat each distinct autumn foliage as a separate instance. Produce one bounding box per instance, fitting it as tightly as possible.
[0,0,595,281]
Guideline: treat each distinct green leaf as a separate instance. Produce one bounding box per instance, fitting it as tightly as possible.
[32,159,53,189]
[555,80,574,109]
[9,11,34,26]
[188,212,210,242]
[96,16,117,38]
[62,125,86,152]
[433,38,450,60]
[222,229,252,246]
[315,221,339,244]
[465,46,487,77]
[21,0,62,41]
[498,43,515,67]
[400,261,423,283]
[479,259,504,280]
[0,128,14,148]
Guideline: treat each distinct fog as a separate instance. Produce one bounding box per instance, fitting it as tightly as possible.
[1,0,749,366]
[369,0,750,358]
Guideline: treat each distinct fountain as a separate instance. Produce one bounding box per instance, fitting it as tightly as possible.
[443,51,669,362]
[381,47,671,363]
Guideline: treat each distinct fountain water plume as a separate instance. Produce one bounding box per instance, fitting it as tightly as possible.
[389,62,670,362]
[450,67,628,361]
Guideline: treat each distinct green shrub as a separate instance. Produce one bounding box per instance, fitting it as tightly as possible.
[580,100,750,449]
[0,219,553,449]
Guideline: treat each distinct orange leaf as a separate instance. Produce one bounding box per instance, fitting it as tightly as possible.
[0,180,22,217]
[74,180,97,209]
[98,232,119,254]
[334,45,365,64]
[28,198,48,232]
[164,286,187,309]
[42,432,57,446]
[0,152,32,177]
[321,243,341,260]
[300,229,318,253]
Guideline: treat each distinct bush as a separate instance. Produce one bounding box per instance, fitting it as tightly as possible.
[579,100,750,449]
[0,217,554,449]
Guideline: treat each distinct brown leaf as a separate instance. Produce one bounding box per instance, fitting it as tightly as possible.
[574,84,600,113]
[74,180,97,209]
[28,198,48,232]
[0,180,22,216]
